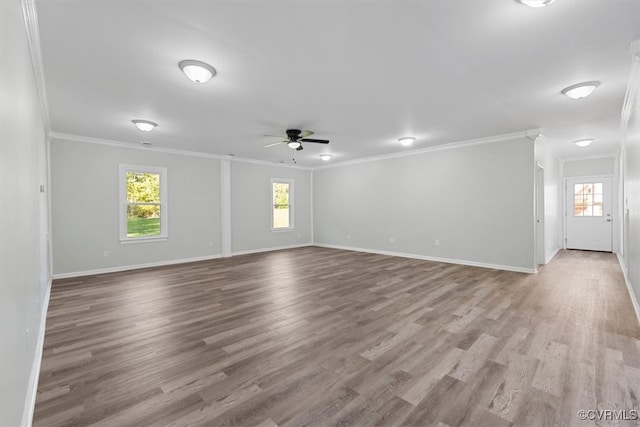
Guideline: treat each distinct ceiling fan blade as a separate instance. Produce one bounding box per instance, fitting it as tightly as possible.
[300,138,330,144]
[300,130,314,138]
[264,141,285,148]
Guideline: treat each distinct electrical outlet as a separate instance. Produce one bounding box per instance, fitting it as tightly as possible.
[103,250,109,257]
[434,240,440,246]
[389,237,395,244]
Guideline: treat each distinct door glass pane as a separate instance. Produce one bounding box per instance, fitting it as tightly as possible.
[573,182,604,217]
[594,183,603,194]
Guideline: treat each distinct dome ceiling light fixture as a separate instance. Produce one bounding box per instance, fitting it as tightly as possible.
[179,59,217,84]
[320,154,332,161]
[398,136,416,147]
[574,139,594,147]
[287,141,302,150]
[561,81,601,99]
[516,0,556,7]
[132,119,157,132]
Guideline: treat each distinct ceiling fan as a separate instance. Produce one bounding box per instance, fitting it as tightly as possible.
[263,129,329,151]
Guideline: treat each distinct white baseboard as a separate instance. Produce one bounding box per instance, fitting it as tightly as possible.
[22,278,52,427]
[545,246,561,264]
[313,243,536,274]
[231,243,313,257]
[617,252,640,328]
[52,254,224,279]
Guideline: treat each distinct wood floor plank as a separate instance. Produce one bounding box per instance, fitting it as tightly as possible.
[33,248,640,426]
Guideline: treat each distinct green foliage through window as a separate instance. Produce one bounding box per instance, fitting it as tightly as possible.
[126,172,162,237]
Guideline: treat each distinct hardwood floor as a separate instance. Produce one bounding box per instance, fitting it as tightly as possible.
[34,248,640,426]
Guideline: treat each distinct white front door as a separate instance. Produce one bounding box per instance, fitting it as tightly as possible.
[566,176,612,252]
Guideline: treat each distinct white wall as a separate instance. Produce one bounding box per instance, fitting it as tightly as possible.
[534,137,561,263]
[51,139,222,276]
[564,157,615,177]
[313,137,536,272]
[230,160,312,253]
[562,156,619,253]
[0,1,50,425]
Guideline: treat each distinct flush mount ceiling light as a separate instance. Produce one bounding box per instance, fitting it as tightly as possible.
[561,81,601,99]
[288,141,301,149]
[132,119,157,132]
[516,0,556,7]
[574,139,594,147]
[319,154,332,161]
[179,60,216,83]
[398,137,416,147]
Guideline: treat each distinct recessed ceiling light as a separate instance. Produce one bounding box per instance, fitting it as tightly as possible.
[140,141,153,146]
[574,139,594,147]
[517,0,556,7]
[561,81,601,99]
[179,60,216,84]
[288,141,301,149]
[132,119,157,132]
[320,154,332,161]
[398,137,416,147]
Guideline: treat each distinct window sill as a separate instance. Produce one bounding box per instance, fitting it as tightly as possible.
[271,227,294,233]
[120,236,168,244]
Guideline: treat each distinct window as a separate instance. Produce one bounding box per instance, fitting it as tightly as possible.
[119,165,167,242]
[574,182,603,217]
[271,178,293,230]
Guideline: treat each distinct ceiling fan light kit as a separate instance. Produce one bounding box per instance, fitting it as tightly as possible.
[264,129,330,152]
[179,59,217,83]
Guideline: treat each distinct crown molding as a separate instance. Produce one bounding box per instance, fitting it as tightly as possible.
[621,40,640,130]
[49,132,312,169]
[49,131,222,159]
[313,129,540,171]
[21,0,51,132]
[225,155,312,170]
[561,153,618,163]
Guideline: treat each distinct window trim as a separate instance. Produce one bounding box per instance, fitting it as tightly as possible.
[119,164,168,243]
[271,178,294,232]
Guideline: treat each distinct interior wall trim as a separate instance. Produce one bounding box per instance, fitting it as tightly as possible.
[20,0,51,133]
[618,253,640,328]
[48,133,312,170]
[21,278,51,427]
[312,128,541,171]
[52,254,224,279]
[231,243,313,257]
[48,132,223,160]
[313,243,536,274]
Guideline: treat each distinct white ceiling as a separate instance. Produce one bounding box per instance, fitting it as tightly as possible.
[36,0,640,166]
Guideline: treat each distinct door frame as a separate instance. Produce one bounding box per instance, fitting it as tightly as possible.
[563,174,614,250]
[535,164,545,266]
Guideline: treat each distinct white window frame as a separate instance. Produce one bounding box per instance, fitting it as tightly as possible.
[119,164,168,243]
[271,178,294,232]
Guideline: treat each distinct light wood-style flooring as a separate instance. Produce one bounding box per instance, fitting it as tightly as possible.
[34,248,640,426]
